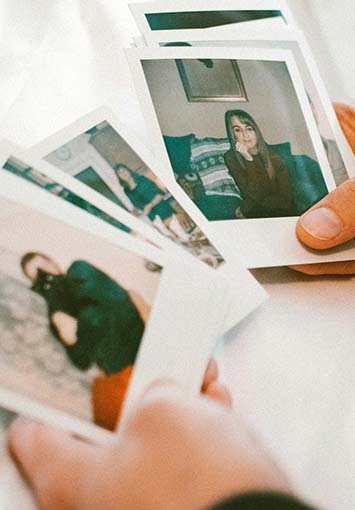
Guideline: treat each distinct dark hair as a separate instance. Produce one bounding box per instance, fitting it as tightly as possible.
[20,252,51,275]
[225,110,275,180]
[114,163,138,190]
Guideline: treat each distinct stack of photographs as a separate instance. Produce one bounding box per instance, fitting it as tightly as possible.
[127,0,355,266]
[0,161,233,442]
[0,0,355,460]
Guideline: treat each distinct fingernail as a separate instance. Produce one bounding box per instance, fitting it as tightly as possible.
[143,378,177,396]
[300,207,343,240]
[140,379,180,404]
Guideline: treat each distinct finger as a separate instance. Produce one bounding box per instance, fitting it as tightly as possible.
[333,102,355,153]
[140,378,180,400]
[204,381,233,409]
[201,358,219,392]
[8,418,96,509]
[290,260,355,276]
[296,178,355,249]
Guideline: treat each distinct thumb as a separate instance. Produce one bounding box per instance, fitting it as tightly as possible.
[8,418,96,509]
[333,102,355,154]
[296,178,355,249]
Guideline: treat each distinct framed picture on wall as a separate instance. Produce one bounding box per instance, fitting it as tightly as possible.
[175,58,248,102]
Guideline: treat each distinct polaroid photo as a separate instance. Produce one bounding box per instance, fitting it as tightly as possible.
[0,170,229,443]
[0,146,145,243]
[154,27,355,186]
[132,34,147,48]
[23,125,226,271]
[126,46,355,268]
[129,0,297,46]
[25,110,268,331]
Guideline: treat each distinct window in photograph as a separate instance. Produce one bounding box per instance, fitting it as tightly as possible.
[176,59,248,102]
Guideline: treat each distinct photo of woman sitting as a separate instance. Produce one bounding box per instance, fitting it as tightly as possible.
[114,163,191,242]
[21,252,149,431]
[224,109,296,219]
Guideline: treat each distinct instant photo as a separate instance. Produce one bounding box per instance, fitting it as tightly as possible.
[156,28,355,186]
[0,174,227,441]
[28,110,269,332]
[3,156,134,235]
[0,196,159,436]
[127,46,355,267]
[25,120,225,269]
[144,10,283,31]
[129,0,296,45]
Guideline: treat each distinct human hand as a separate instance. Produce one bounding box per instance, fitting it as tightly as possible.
[235,206,244,219]
[143,203,153,215]
[8,361,288,510]
[235,141,253,161]
[292,178,355,275]
[51,311,78,346]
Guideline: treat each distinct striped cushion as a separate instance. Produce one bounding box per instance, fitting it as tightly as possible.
[190,137,241,197]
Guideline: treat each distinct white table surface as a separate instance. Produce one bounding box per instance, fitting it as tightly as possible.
[225,268,355,510]
[0,2,354,509]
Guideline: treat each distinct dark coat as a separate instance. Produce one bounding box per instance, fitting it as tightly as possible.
[32,261,145,375]
[224,148,295,218]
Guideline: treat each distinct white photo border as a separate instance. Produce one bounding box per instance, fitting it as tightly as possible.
[129,0,298,46]
[26,111,268,330]
[126,45,355,267]
[152,26,355,181]
[0,168,228,440]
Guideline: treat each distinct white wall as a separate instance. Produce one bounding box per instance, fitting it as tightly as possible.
[144,58,317,159]
[287,0,355,101]
[45,133,134,211]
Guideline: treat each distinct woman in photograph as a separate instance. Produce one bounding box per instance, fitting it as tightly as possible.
[114,163,191,242]
[21,252,148,431]
[224,109,296,219]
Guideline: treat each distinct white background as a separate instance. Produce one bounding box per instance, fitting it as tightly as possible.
[287,0,355,102]
[0,1,355,509]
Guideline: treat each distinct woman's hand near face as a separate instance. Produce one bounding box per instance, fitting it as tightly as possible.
[8,360,288,510]
[292,178,355,275]
[235,141,253,161]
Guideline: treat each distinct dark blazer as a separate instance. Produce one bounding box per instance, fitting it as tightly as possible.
[33,261,145,375]
[224,148,295,218]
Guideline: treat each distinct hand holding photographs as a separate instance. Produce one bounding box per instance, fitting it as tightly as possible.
[0,172,229,440]
[126,45,355,267]
[0,0,354,464]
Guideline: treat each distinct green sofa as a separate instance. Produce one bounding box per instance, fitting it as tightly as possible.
[163,134,328,221]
